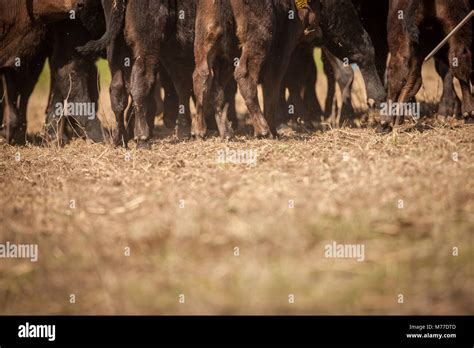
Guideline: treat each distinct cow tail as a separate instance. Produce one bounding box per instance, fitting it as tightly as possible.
[76,0,126,55]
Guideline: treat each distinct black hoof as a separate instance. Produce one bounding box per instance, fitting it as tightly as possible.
[191,133,206,141]
[136,139,152,150]
[465,116,474,124]
[376,123,392,134]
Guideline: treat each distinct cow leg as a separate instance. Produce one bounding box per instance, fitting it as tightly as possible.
[44,86,67,146]
[276,85,289,128]
[387,34,423,128]
[234,47,271,138]
[129,56,157,149]
[0,80,4,127]
[337,66,355,125]
[262,35,298,136]
[262,76,282,136]
[174,78,193,139]
[285,48,316,130]
[110,69,129,147]
[225,79,238,130]
[325,50,355,124]
[211,63,234,140]
[442,20,474,122]
[435,58,461,120]
[75,63,105,143]
[2,73,24,145]
[192,27,219,138]
[287,79,314,130]
[230,0,271,137]
[304,58,323,124]
[394,54,423,126]
[323,52,337,120]
[280,44,317,130]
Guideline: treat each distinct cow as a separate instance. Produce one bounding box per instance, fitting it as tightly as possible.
[319,0,386,121]
[354,0,466,122]
[44,2,107,145]
[277,42,322,130]
[277,0,385,130]
[192,0,321,140]
[0,41,48,145]
[0,26,49,144]
[0,0,84,68]
[0,0,86,143]
[79,0,197,148]
[385,0,473,129]
[352,0,390,84]
[276,44,355,131]
[0,80,3,125]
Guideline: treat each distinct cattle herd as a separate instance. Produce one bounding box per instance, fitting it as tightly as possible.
[0,0,473,149]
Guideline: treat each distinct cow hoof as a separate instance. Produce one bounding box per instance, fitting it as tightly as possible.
[176,124,192,140]
[136,139,152,150]
[254,127,272,138]
[465,116,474,124]
[164,116,177,129]
[221,131,234,142]
[113,135,128,148]
[255,132,272,139]
[303,123,316,133]
[277,123,296,137]
[376,123,392,134]
[191,133,206,141]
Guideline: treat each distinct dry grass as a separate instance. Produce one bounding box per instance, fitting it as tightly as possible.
[0,59,473,315]
[1,122,473,314]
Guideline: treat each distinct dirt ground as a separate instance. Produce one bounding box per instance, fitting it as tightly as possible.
[0,59,473,314]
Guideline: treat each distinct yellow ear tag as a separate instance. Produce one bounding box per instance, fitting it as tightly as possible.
[295,0,309,9]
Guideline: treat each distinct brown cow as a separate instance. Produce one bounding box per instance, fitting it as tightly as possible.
[385,0,473,129]
[0,0,85,143]
[193,0,321,139]
[0,0,84,68]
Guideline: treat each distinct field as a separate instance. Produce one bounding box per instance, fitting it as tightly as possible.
[0,56,473,314]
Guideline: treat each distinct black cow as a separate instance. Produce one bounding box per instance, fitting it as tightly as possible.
[277,44,355,130]
[277,0,385,129]
[79,0,197,148]
[44,2,106,145]
[320,0,386,118]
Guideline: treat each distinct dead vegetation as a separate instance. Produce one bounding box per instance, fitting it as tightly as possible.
[0,60,472,314]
